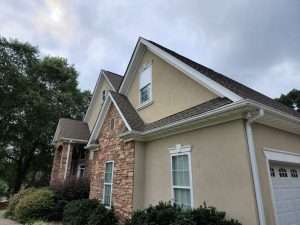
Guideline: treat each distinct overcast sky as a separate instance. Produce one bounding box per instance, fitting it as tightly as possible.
[1,0,299,98]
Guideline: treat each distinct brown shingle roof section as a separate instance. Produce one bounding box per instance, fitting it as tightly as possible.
[57,118,90,140]
[109,91,232,132]
[109,91,145,131]
[104,70,123,91]
[147,39,300,118]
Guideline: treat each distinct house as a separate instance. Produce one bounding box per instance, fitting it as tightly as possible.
[50,38,300,225]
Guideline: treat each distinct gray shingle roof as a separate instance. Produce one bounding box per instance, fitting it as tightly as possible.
[110,91,232,132]
[110,91,145,131]
[56,118,90,140]
[147,39,300,118]
[104,70,123,91]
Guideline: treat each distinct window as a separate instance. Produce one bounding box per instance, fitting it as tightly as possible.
[102,90,107,102]
[279,168,288,177]
[77,164,85,178]
[110,118,115,130]
[103,161,114,207]
[139,65,152,104]
[170,147,193,208]
[291,169,298,178]
[270,168,275,177]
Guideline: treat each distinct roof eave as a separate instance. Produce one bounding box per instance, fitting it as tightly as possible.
[120,100,255,141]
[120,99,300,141]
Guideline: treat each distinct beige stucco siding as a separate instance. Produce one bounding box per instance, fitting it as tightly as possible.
[133,142,145,210]
[139,120,258,225]
[252,123,300,225]
[127,50,217,123]
[86,79,111,130]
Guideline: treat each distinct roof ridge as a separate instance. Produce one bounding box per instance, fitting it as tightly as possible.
[103,69,123,77]
[146,39,300,118]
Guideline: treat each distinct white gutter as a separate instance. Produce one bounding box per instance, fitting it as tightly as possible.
[245,109,266,225]
[63,143,72,181]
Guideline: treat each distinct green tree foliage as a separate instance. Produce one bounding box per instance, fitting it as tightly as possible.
[0,37,91,193]
[276,89,300,112]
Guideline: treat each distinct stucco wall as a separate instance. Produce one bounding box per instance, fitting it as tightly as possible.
[252,123,300,225]
[133,142,145,210]
[86,79,111,130]
[127,50,217,123]
[137,120,258,225]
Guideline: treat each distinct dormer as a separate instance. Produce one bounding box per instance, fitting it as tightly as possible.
[84,70,123,130]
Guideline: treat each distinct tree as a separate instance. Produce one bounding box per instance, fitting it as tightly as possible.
[276,89,300,112]
[0,37,91,193]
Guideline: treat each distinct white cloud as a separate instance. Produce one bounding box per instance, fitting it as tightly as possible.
[0,0,299,97]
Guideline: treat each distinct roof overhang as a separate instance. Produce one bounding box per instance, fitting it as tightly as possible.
[119,99,300,141]
[119,37,242,102]
[52,138,88,145]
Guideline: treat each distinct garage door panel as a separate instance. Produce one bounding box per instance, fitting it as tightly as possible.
[270,164,300,225]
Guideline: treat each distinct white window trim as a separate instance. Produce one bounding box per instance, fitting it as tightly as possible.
[169,144,194,208]
[76,163,85,179]
[264,148,300,225]
[102,160,114,208]
[138,64,153,107]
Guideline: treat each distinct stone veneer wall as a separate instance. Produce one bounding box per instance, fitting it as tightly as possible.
[50,142,73,187]
[89,105,135,221]
[50,143,92,188]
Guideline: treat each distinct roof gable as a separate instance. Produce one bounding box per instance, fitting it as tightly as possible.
[147,40,300,118]
[53,118,90,143]
[119,37,300,119]
[87,91,143,145]
[83,70,123,124]
[103,70,123,91]
[119,37,242,102]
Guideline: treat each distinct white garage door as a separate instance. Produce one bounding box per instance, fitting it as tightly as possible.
[270,164,300,225]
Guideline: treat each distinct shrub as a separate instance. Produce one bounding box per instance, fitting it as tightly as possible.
[5,188,36,218]
[52,178,90,201]
[125,202,242,225]
[0,179,9,197]
[87,204,118,225]
[63,199,99,225]
[125,202,181,225]
[14,188,55,222]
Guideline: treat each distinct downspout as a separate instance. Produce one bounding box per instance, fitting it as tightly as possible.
[64,143,72,181]
[245,109,266,225]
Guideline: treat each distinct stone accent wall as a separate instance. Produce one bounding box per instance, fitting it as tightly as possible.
[50,142,73,188]
[89,104,135,222]
[50,143,92,188]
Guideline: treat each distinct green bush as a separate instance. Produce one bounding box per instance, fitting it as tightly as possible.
[125,202,181,225]
[52,178,90,202]
[63,199,99,225]
[87,204,118,225]
[14,188,55,222]
[125,202,242,225]
[0,179,9,197]
[5,188,36,218]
